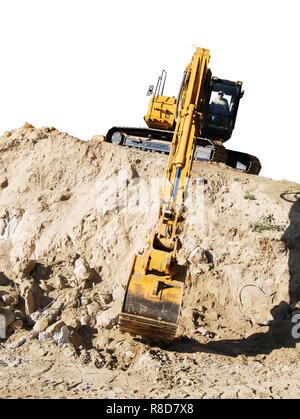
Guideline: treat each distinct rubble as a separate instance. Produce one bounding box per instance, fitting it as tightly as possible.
[46,321,66,336]
[53,326,70,346]
[33,317,49,333]
[96,308,119,330]
[38,331,52,341]
[74,258,92,281]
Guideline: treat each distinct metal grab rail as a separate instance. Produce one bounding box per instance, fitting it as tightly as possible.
[149,70,167,121]
[155,69,167,96]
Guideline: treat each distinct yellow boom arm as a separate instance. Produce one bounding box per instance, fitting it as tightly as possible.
[119,47,211,342]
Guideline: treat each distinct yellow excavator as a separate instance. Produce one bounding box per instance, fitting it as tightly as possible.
[106,47,261,342]
[106,51,261,175]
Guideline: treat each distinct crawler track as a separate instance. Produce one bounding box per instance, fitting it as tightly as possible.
[105,127,261,175]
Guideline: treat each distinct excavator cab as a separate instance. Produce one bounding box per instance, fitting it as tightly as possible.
[201,77,244,143]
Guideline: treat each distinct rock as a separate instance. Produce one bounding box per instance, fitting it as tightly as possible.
[22,122,34,129]
[46,320,66,336]
[74,258,92,281]
[0,208,23,241]
[61,308,81,329]
[176,254,188,266]
[5,336,27,349]
[0,177,8,189]
[38,331,52,341]
[59,192,71,201]
[10,319,23,331]
[33,317,49,333]
[24,260,36,275]
[24,289,35,315]
[3,130,12,138]
[79,315,89,327]
[15,259,36,276]
[53,326,70,346]
[86,302,100,317]
[0,308,15,327]
[96,309,118,330]
[1,292,19,307]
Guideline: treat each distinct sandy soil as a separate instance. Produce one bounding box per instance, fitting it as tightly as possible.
[0,124,299,399]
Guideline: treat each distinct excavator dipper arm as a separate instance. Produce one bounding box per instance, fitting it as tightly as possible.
[119,48,211,342]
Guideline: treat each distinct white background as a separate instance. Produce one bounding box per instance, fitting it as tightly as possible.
[0,0,299,184]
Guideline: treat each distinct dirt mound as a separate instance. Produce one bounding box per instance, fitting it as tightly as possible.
[0,124,299,399]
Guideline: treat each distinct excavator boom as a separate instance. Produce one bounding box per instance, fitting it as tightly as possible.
[119,48,211,342]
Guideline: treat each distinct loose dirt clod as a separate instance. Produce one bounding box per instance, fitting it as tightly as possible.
[0,124,299,399]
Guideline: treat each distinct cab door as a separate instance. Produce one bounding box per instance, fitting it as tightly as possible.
[201,78,244,143]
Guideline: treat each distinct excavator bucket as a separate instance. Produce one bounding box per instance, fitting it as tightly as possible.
[119,255,184,342]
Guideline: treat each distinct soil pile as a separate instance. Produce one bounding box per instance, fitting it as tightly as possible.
[0,124,299,399]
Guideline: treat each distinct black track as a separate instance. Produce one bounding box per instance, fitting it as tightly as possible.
[105,126,261,175]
